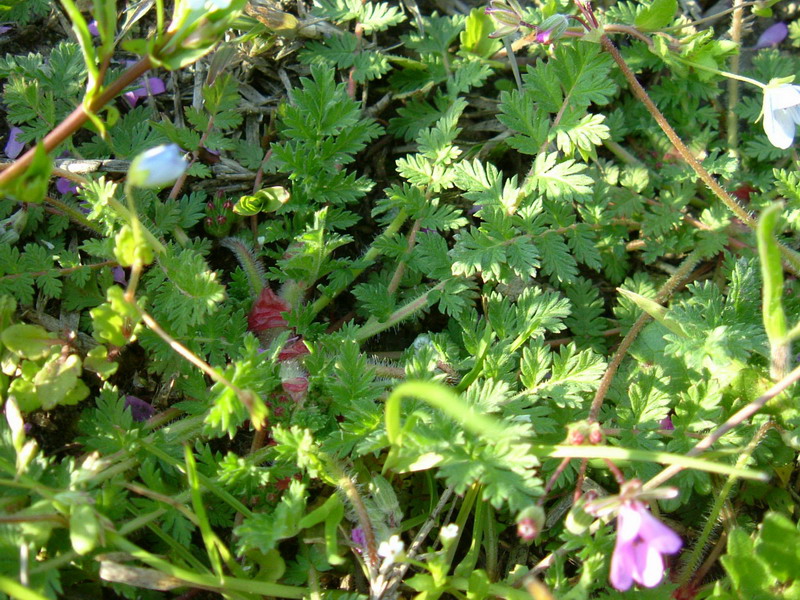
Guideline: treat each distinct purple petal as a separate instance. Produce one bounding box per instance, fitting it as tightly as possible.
[351,527,366,547]
[87,20,100,37]
[145,77,166,95]
[123,89,145,108]
[56,177,78,195]
[124,395,156,422]
[113,266,127,286]
[5,126,25,159]
[659,416,674,430]
[755,22,788,49]
[0,25,12,35]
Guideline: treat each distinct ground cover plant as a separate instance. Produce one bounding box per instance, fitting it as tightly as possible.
[1,0,800,597]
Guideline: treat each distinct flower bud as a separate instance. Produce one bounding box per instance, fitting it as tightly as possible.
[534,14,569,44]
[565,495,595,535]
[127,144,188,188]
[516,505,546,541]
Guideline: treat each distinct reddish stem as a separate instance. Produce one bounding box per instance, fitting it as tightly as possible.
[0,56,153,187]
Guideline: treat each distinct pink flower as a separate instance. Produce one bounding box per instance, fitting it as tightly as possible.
[610,501,682,591]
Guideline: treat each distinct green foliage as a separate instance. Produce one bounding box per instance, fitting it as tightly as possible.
[1,2,799,600]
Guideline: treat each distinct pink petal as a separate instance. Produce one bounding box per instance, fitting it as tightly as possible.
[616,502,644,544]
[754,22,788,49]
[4,126,24,159]
[248,287,290,331]
[610,539,635,591]
[278,338,309,361]
[634,542,667,587]
[636,507,683,554]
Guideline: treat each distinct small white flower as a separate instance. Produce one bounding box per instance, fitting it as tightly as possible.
[377,534,404,566]
[762,81,800,149]
[127,144,188,189]
[440,524,459,540]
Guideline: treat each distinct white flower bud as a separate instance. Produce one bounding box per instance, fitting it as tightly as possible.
[127,144,188,188]
[762,80,800,149]
[440,523,459,540]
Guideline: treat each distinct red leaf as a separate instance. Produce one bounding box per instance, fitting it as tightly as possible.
[248,287,290,331]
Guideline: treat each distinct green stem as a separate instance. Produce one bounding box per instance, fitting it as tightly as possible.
[309,209,408,318]
[355,280,446,342]
[0,57,152,187]
[670,54,765,89]
[139,440,255,519]
[528,444,766,480]
[0,576,50,600]
[599,35,800,276]
[44,195,104,234]
[588,249,702,422]
[109,532,309,599]
[676,421,772,586]
[726,0,745,151]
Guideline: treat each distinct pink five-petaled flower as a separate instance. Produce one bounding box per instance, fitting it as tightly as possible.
[610,500,682,591]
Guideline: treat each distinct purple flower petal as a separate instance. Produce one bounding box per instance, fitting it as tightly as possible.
[0,25,12,35]
[754,22,788,49]
[5,126,24,159]
[659,416,674,430]
[351,527,366,548]
[123,89,145,108]
[123,78,166,108]
[145,77,166,95]
[610,501,682,591]
[56,177,78,195]
[87,20,100,37]
[124,395,155,422]
[113,266,127,286]
[635,543,667,587]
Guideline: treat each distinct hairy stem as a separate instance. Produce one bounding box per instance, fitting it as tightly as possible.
[588,249,702,422]
[645,362,800,489]
[0,57,152,186]
[599,35,800,276]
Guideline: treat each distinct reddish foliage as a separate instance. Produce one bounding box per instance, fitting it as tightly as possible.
[248,287,290,331]
[278,338,310,361]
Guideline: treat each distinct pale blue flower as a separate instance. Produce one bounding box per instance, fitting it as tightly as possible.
[762,82,800,149]
[127,144,188,188]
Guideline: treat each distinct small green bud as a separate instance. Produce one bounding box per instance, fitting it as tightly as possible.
[516,505,546,541]
[565,496,596,535]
